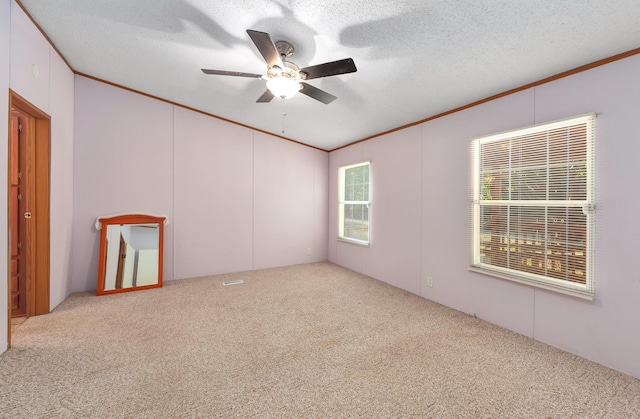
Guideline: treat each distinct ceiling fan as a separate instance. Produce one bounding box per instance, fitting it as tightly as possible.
[201,30,357,104]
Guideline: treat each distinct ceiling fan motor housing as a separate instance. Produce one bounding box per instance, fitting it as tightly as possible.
[275,40,295,59]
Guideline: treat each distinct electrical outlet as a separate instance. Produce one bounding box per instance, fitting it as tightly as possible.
[426,276,433,287]
[307,248,311,255]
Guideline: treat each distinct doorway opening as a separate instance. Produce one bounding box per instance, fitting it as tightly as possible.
[7,90,51,347]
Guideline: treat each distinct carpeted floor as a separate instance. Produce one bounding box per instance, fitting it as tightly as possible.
[1,262,639,418]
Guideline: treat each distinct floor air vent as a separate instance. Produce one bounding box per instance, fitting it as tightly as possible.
[222,279,244,286]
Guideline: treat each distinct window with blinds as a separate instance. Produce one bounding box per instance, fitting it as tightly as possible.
[469,114,595,299]
[338,162,370,245]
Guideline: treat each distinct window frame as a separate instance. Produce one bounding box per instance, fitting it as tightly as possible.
[469,114,595,300]
[338,161,371,246]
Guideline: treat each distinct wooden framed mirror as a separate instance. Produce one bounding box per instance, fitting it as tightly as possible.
[96,214,165,296]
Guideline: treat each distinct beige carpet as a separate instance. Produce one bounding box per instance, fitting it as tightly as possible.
[1,262,639,418]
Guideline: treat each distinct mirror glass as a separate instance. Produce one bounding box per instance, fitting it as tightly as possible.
[97,214,165,295]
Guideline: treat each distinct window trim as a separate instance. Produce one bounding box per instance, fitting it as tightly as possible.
[469,114,595,300]
[338,161,371,246]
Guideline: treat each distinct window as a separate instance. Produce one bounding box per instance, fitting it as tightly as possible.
[338,162,370,244]
[470,114,595,299]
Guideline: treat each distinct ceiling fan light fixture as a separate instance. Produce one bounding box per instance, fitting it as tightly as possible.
[266,76,301,99]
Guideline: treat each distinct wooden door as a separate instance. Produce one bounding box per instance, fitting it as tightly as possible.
[9,113,28,318]
[7,90,51,348]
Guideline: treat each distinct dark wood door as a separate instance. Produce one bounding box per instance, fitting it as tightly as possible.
[9,113,28,318]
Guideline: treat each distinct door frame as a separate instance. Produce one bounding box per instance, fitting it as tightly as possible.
[7,90,50,346]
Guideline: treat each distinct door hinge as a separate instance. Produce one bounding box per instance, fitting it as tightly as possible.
[17,193,21,201]
[17,242,21,249]
[17,172,22,180]
[18,123,22,132]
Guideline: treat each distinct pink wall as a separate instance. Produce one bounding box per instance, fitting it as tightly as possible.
[72,77,328,291]
[0,0,10,353]
[421,90,536,337]
[173,107,254,278]
[362,128,423,295]
[328,128,423,293]
[10,1,75,311]
[47,42,75,307]
[253,132,328,270]
[532,56,640,378]
[330,55,640,379]
[72,77,175,291]
[1,1,76,352]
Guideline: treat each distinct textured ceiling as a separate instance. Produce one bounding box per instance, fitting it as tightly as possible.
[17,0,640,150]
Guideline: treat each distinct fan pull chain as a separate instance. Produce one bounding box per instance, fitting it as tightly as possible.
[281,98,287,134]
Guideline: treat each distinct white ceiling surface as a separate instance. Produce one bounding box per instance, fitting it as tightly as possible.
[18,0,640,150]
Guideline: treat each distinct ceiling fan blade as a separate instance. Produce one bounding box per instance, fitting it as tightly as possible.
[300,58,357,80]
[246,29,283,69]
[201,69,262,78]
[299,82,337,104]
[256,90,275,103]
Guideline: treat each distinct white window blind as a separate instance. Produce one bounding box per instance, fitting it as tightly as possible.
[470,114,595,299]
[338,162,370,244]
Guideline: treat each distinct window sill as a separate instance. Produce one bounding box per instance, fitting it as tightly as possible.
[338,237,370,247]
[468,265,594,301]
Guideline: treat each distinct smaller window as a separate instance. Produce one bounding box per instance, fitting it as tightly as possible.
[338,162,371,244]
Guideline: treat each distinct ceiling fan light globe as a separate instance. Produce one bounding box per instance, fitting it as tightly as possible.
[266,77,301,99]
